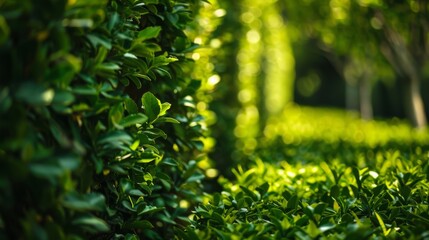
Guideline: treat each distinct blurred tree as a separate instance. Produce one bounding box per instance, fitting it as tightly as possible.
[208,0,295,171]
[233,0,294,161]
[282,0,428,127]
[207,0,243,177]
[374,0,428,128]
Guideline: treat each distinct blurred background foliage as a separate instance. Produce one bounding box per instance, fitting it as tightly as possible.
[204,0,429,173]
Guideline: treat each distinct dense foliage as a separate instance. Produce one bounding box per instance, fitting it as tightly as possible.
[190,106,429,239]
[0,0,211,239]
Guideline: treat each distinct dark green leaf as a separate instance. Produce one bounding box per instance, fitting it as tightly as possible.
[16,83,54,106]
[154,117,180,124]
[62,193,106,212]
[72,215,110,233]
[124,98,138,114]
[287,195,299,210]
[52,90,75,106]
[119,113,148,127]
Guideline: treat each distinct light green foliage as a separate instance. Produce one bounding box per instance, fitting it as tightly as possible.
[265,105,429,144]
[190,106,429,239]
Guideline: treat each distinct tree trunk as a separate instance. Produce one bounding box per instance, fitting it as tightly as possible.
[405,77,427,128]
[376,10,428,128]
[345,81,359,112]
[359,77,373,120]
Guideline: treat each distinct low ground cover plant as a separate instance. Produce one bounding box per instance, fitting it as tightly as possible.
[190,107,429,239]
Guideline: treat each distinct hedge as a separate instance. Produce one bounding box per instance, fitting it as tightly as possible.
[0,0,209,239]
[189,107,429,239]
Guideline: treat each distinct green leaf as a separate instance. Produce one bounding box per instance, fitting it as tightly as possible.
[94,46,109,65]
[270,208,284,219]
[134,73,152,81]
[124,98,138,114]
[151,54,178,68]
[72,215,110,233]
[62,193,106,212]
[130,42,162,57]
[159,102,171,116]
[137,151,161,163]
[139,206,165,215]
[320,162,336,184]
[352,167,361,189]
[287,195,299,210]
[211,212,225,224]
[58,154,81,170]
[239,186,258,201]
[375,211,390,236]
[29,163,64,179]
[319,223,336,233]
[141,92,161,122]
[154,117,180,124]
[306,220,321,238]
[256,182,270,196]
[86,34,112,50]
[52,90,75,106]
[97,131,132,148]
[16,83,55,106]
[144,128,167,139]
[120,179,133,193]
[138,158,156,163]
[48,119,70,147]
[314,203,327,215]
[109,103,124,127]
[95,62,120,71]
[129,76,142,89]
[119,113,148,127]
[122,200,136,212]
[107,12,119,31]
[72,86,98,95]
[138,26,162,41]
[186,172,205,183]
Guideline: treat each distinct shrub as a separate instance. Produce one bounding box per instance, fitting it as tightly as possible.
[190,107,429,239]
[0,0,209,239]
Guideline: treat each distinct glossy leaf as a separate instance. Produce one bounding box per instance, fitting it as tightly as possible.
[142,92,161,122]
[138,26,162,41]
[119,113,148,128]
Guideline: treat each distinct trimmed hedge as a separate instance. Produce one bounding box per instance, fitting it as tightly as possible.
[0,0,208,239]
[190,107,429,239]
